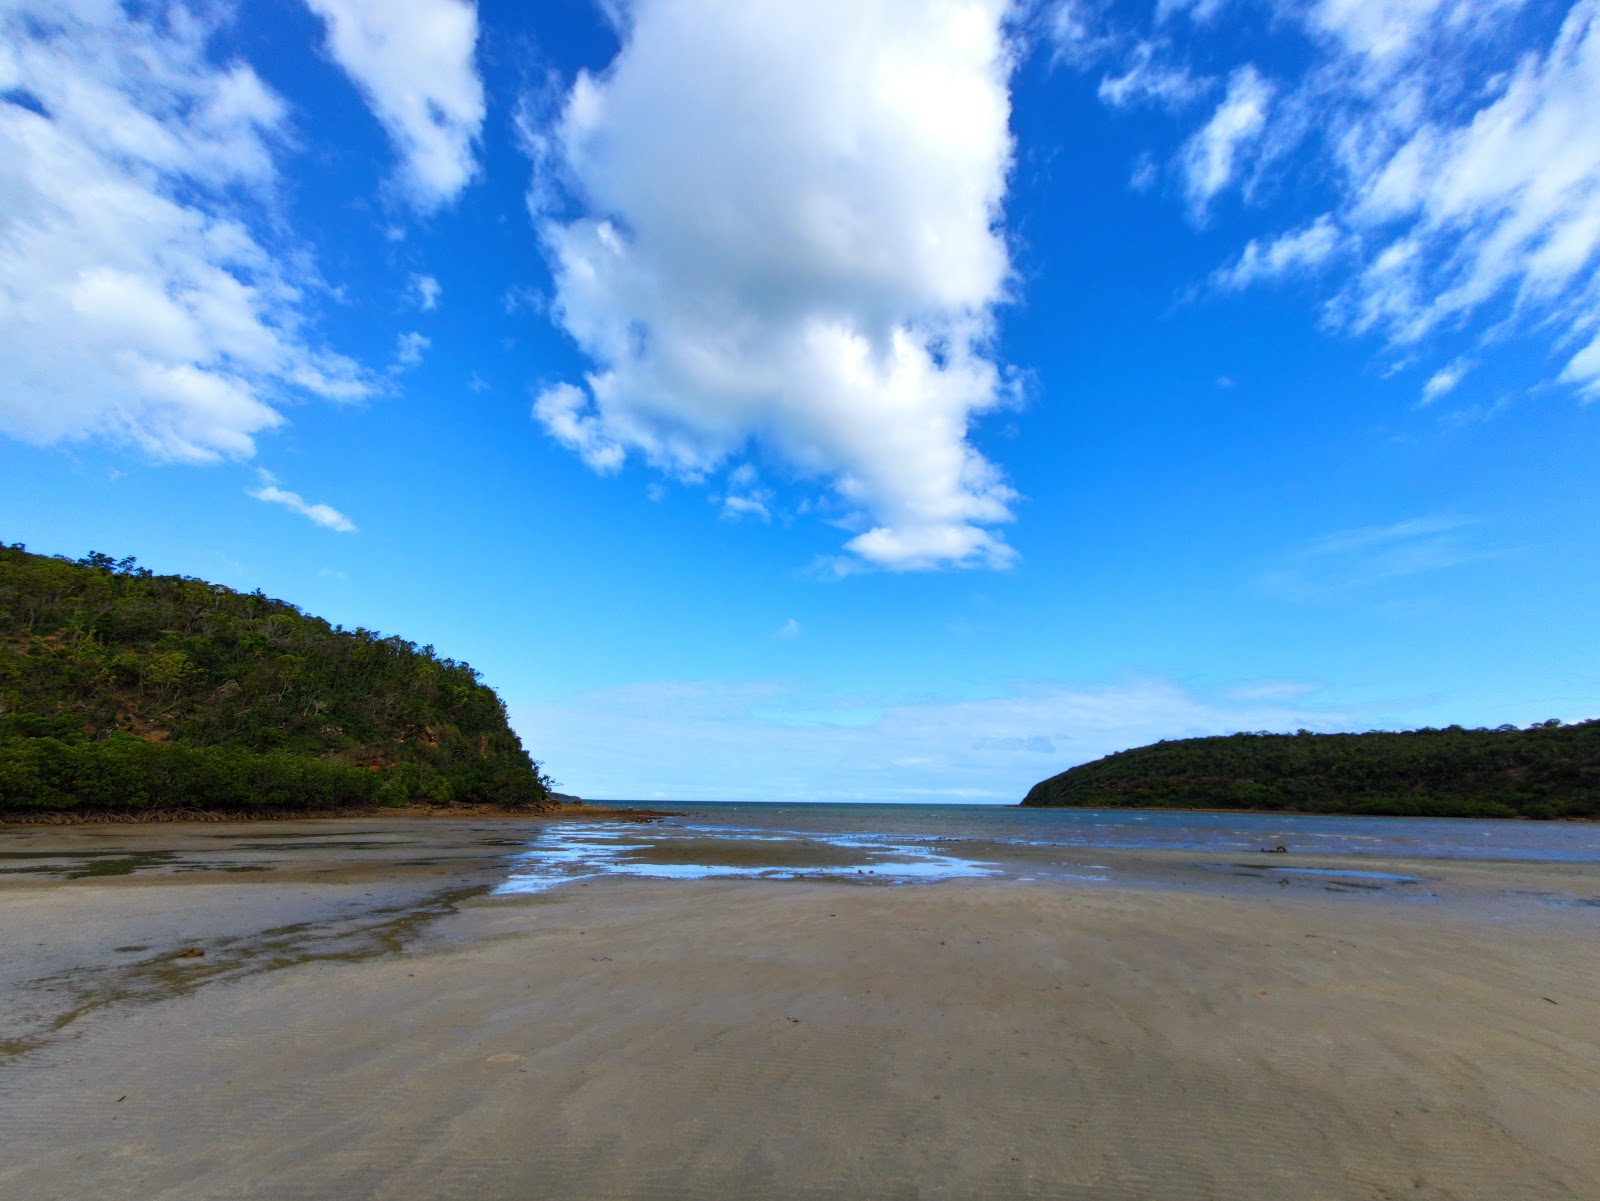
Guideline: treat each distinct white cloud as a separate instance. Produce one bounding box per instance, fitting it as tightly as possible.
[509,677,1357,802]
[411,273,441,310]
[395,330,430,368]
[523,0,1021,572]
[502,284,544,316]
[1129,152,1159,191]
[249,470,358,532]
[1046,0,1115,67]
[1098,41,1211,109]
[719,463,773,521]
[1303,514,1472,556]
[1337,1,1600,352]
[1213,215,1347,290]
[1180,65,1273,220]
[1262,515,1489,600]
[1157,0,1231,25]
[302,0,484,212]
[720,494,771,522]
[776,618,800,640]
[0,2,370,463]
[1308,0,1463,62]
[1130,0,1600,400]
[1562,330,1600,399]
[531,381,625,473]
[1419,357,1471,404]
[1224,680,1322,702]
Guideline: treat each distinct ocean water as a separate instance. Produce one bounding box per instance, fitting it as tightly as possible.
[495,801,1600,896]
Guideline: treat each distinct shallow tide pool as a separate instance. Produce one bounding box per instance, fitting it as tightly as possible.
[495,821,1002,894]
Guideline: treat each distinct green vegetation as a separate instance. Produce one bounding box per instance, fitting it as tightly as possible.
[1022,722,1600,818]
[0,544,553,816]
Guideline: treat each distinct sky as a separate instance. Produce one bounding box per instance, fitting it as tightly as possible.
[2,0,1597,802]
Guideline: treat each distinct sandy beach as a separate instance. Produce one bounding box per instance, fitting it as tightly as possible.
[2,818,1598,1200]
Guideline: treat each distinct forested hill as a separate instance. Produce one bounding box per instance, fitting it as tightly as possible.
[0,544,553,816]
[1022,722,1600,819]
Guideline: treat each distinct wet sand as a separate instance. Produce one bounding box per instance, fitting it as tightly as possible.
[2,820,1598,1200]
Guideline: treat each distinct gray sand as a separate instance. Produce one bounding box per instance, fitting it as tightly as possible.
[2,819,1597,1200]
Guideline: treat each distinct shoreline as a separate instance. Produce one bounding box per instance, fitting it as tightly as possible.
[0,801,680,827]
[598,798,1600,821]
[1017,802,1600,821]
[7,800,1595,826]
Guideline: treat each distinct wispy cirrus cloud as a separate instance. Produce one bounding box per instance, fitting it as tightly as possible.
[1419,357,1473,404]
[248,470,358,532]
[1212,215,1348,291]
[1098,40,1212,110]
[1261,515,1492,601]
[1180,65,1273,220]
[510,676,1359,802]
[1056,0,1600,403]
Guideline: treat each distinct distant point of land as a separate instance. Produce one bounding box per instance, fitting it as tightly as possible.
[0,543,555,820]
[1023,721,1599,819]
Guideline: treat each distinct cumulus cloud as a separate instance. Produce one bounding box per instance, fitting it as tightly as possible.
[523,0,1022,571]
[303,0,485,212]
[0,2,370,463]
[1180,65,1273,220]
[248,470,357,532]
[775,618,801,641]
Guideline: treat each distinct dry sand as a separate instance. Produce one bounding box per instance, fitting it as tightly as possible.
[1,820,1597,1200]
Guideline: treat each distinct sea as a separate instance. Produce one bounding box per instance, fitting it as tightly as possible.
[496,801,1600,903]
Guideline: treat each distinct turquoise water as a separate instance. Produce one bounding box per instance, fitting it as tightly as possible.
[495,802,1600,896]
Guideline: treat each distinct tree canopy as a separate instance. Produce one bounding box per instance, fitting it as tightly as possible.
[1022,722,1600,819]
[0,543,552,815]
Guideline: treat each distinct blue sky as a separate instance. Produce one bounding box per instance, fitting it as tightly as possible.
[2,0,1596,801]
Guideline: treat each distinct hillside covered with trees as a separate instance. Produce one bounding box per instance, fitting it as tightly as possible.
[1023,722,1600,819]
[0,544,553,816]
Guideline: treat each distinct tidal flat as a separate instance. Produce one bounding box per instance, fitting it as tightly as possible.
[2,814,1598,1200]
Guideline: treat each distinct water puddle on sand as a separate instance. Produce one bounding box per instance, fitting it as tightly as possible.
[0,850,179,879]
[495,822,1001,894]
[0,884,492,1059]
[1200,862,1429,893]
[1269,867,1423,882]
